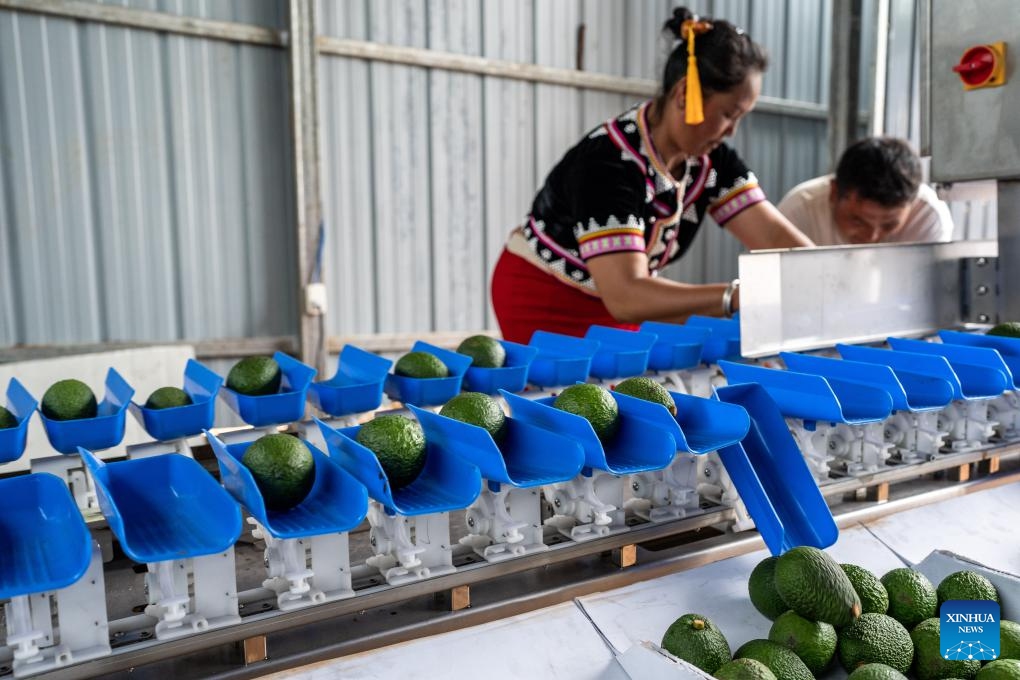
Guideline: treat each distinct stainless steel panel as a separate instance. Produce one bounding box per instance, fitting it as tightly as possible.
[930,0,1020,181]
[997,181,1020,322]
[738,240,997,357]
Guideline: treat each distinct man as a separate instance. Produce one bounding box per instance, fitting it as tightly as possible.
[777,137,954,245]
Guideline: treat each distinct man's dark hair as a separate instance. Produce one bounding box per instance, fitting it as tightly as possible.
[834,137,922,207]
[658,7,768,107]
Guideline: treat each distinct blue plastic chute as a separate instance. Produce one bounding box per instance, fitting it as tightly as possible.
[309,345,392,417]
[714,383,839,555]
[39,368,134,454]
[384,341,471,407]
[130,359,223,441]
[219,352,317,427]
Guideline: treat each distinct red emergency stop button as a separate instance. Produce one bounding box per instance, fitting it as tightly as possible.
[952,42,1007,90]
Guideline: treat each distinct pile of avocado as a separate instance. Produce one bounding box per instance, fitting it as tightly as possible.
[662,547,1020,680]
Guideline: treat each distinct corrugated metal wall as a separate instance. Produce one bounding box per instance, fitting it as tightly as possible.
[317,0,835,337]
[0,0,296,349]
[2,0,835,348]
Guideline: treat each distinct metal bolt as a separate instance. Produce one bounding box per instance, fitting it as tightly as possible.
[977,257,988,266]
[979,314,991,323]
[631,481,640,492]
[977,285,989,296]
[466,516,475,528]
[553,497,562,508]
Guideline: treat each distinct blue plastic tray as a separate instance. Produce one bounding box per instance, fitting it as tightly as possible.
[219,352,317,427]
[0,378,37,464]
[80,447,241,563]
[317,417,481,516]
[384,341,471,407]
[463,340,539,395]
[408,405,584,487]
[584,326,657,380]
[940,330,1020,384]
[38,368,134,454]
[130,359,223,441]
[886,337,1011,397]
[308,345,392,416]
[720,360,893,424]
[525,331,600,387]
[0,473,93,599]
[837,344,971,400]
[503,389,676,475]
[668,390,751,454]
[639,322,707,371]
[207,431,368,540]
[780,352,953,413]
[685,316,741,363]
[714,383,839,555]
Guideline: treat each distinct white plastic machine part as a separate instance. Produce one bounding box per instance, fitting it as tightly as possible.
[989,392,1020,440]
[249,519,354,611]
[144,550,240,641]
[4,543,110,678]
[626,454,700,523]
[29,455,98,514]
[883,412,947,462]
[696,453,754,533]
[460,484,547,562]
[825,422,895,476]
[544,472,627,541]
[656,366,720,399]
[365,502,455,586]
[938,401,998,451]
[125,437,196,461]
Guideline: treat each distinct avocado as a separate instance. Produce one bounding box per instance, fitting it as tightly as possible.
[843,563,890,615]
[882,568,938,629]
[977,660,1020,680]
[144,386,192,410]
[553,383,619,441]
[41,379,98,421]
[613,377,677,416]
[774,546,862,628]
[848,663,909,680]
[987,322,1020,339]
[749,556,789,621]
[661,613,731,674]
[1001,620,1020,660]
[241,434,315,511]
[838,613,913,673]
[734,639,814,680]
[227,356,282,396]
[456,335,506,369]
[356,415,427,489]
[394,351,449,379]
[439,392,506,440]
[937,571,999,605]
[769,610,837,674]
[715,658,777,680]
[912,617,981,680]
[0,406,16,429]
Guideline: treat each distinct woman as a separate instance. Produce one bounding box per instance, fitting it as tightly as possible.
[490,7,813,344]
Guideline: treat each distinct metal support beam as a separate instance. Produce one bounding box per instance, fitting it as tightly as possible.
[0,0,284,46]
[316,37,830,121]
[288,0,326,374]
[998,182,1020,324]
[829,0,864,168]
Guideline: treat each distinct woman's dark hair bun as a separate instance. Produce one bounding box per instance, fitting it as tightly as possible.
[664,7,695,40]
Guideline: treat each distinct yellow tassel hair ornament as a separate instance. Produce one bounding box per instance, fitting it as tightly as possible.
[682,19,713,125]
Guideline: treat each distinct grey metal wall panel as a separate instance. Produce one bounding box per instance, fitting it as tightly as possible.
[481,0,535,328]
[366,1,433,333]
[785,0,825,102]
[533,1,582,182]
[0,8,294,346]
[884,0,916,140]
[751,0,788,100]
[428,0,486,331]
[317,0,377,335]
